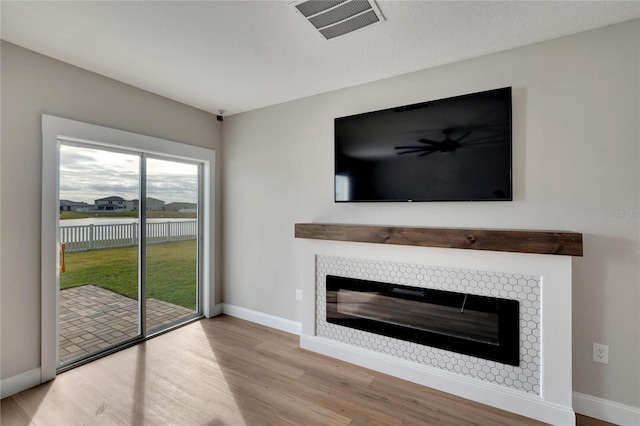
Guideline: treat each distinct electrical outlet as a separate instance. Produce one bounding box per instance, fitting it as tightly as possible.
[593,343,609,364]
[295,289,302,301]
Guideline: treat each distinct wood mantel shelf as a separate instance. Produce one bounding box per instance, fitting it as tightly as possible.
[295,223,583,256]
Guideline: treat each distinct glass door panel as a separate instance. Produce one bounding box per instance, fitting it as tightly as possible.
[144,157,199,333]
[58,144,141,366]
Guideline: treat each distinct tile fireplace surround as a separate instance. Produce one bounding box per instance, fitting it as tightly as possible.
[295,224,583,425]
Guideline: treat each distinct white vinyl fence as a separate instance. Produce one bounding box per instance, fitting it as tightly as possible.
[60,220,197,252]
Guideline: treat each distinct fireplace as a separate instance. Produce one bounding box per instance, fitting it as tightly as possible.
[297,224,580,424]
[326,275,520,366]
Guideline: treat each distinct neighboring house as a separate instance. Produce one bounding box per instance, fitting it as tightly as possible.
[59,199,92,212]
[164,202,196,212]
[94,196,127,211]
[146,197,165,211]
[125,198,166,211]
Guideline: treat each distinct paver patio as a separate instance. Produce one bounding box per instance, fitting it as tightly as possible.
[59,285,197,365]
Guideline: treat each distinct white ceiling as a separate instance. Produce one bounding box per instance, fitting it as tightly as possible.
[2,1,639,116]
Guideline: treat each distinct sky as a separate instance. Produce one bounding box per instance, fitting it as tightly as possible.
[59,144,198,205]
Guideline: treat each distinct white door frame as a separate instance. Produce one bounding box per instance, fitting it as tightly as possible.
[41,115,216,382]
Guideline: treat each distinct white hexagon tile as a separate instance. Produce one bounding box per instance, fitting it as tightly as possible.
[315,255,541,395]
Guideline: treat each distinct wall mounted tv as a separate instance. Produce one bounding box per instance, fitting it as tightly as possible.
[334,87,512,202]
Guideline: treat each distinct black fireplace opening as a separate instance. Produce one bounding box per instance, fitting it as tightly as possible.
[326,275,520,366]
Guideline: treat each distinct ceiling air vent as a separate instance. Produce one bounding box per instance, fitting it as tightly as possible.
[292,0,385,40]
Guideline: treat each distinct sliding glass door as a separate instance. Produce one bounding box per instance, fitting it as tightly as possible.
[145,157,200,334]
[58,143,202,368]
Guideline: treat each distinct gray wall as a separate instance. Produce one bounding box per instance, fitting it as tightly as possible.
[0,41,222,379]
[222,21,639,407]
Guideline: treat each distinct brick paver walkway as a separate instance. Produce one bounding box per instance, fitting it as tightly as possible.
[60,285,197,365]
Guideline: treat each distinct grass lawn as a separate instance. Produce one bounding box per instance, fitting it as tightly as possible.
[60,240,197,310]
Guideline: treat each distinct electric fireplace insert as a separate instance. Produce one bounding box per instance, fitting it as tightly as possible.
[326,275,520,365]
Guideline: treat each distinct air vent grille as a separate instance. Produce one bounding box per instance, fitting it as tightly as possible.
[308,0,372,29]
[295,0,347,17]
[319,9,379,39]
[292,0,384,40]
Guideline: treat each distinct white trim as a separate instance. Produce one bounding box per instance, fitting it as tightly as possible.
[302,335,575,425]
[573,391,640,426]
[0,368,42,399]
[222,303,302,335]
[41,117,61,382]
[41,115,216,381]
[212,303,224,317]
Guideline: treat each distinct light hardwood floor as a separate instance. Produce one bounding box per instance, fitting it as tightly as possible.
[0,315,609,425]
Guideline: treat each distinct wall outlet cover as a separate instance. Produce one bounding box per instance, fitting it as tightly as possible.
[593,343,609,364]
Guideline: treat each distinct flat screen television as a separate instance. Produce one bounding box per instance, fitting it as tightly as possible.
[334,87,512,202]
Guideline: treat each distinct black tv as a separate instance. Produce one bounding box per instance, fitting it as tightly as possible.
[334,87,512,202]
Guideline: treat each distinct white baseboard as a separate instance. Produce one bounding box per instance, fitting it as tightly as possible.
[1,368,42,399]
[573,392,640,426]
[302,335,575,425]
[221,303,302,335]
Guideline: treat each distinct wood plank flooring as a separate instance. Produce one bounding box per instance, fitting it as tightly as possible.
[0,315,605,425]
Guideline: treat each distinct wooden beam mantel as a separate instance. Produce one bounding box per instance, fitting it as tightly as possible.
[295,223,583,256]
